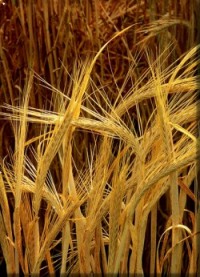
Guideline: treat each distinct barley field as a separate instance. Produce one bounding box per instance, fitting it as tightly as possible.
[0,0,200,276]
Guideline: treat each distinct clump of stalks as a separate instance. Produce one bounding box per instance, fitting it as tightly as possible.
[0,0,200,276]
[0,41,200,276]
